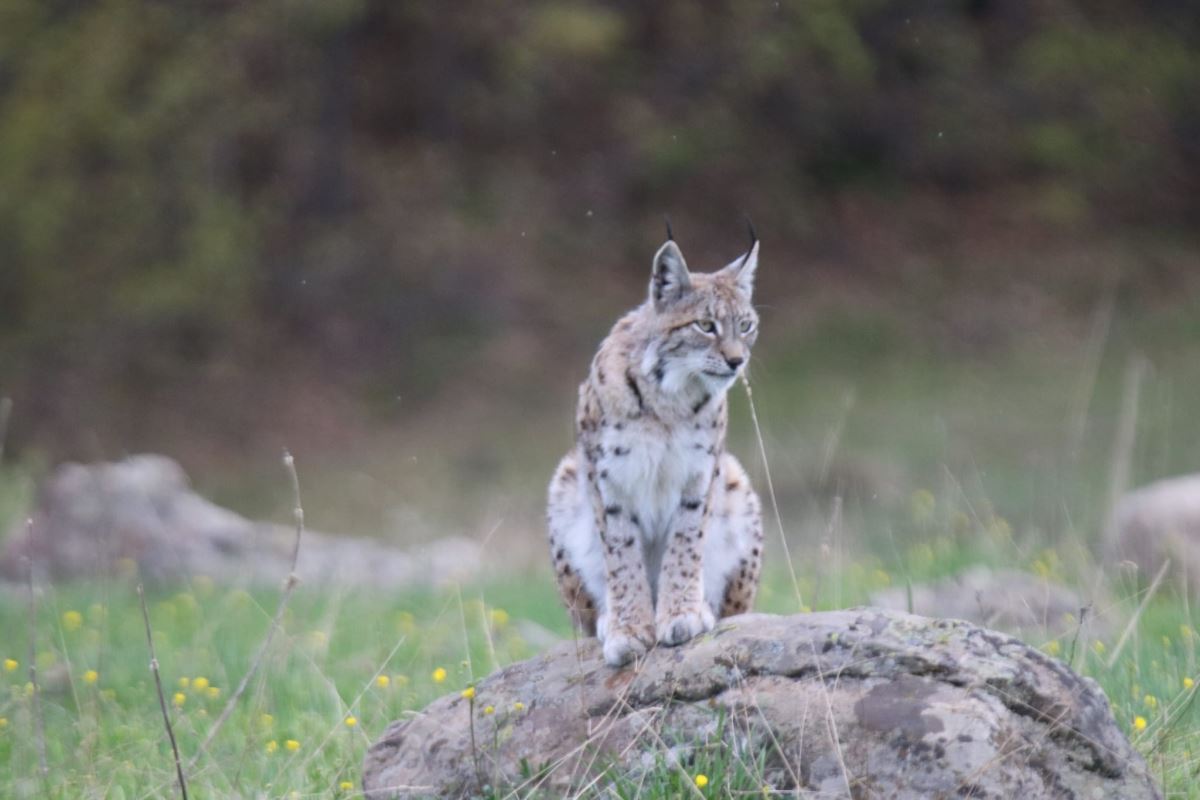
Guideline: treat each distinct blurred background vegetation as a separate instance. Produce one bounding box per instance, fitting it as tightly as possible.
[2,0,1199,557]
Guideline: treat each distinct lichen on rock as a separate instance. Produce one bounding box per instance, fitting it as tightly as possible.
[363,609,1160,799]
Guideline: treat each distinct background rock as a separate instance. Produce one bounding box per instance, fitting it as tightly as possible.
[363,609,1159,799]
[870,566,1105,640]
[1115,474,1200,589]
[0,454,481,588]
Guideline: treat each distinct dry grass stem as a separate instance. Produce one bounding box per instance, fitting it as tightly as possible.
[741,375,804,609]
[24,518,49,782]
[189,448,306,767]
[137,583,190,800]
[290,632,410,778]
[1107,559,1171,670]
[1101,356,1147,563]
[1067,285,1116,461]
[0,396,12,463]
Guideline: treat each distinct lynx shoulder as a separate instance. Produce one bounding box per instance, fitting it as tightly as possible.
[547,228,764,666]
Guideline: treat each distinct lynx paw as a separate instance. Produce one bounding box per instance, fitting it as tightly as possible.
[601,630,649,666]
[656,603,715,647]
[598,614,654,667]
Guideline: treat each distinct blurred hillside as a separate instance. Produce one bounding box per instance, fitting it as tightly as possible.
[2,0,1199,502]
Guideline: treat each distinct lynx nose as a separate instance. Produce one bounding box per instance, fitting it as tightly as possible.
[725,356,744,370]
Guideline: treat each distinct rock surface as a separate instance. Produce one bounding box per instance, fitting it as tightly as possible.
[363,609,1159,799]
[1,454,480,587]
[1115,474,1200,587]
[870,566,1104,639]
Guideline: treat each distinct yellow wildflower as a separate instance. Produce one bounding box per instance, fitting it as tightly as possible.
[4,658,17,672]
[192,676,209,692]
[909,543,934,568]
[345,715,357,727]
[988,517,1012,541]
[339,781,354,791]
[62,610,83,632]
[513,701,525,712]
[1144,694,1158,710]
[1134,716,1147,731]
[285,739,300,752]
[375,675,390,688]
[0,717,7,729]
[695,773,709,788]
[83,670,99,685]
[1186,678,1195,690]
[910,489,936,525]
[178,677,190,689]
[432,667,446,683]
[206,686,220,700]
[483,705,494,715]
[260,713,275,728]
[394,611,416,635]
[266,740,278,754]
[461,687,475,700]
[489,608,510,627]
[1092,640,1105,655]
[173,692,186,707]
[1042,640,1061,657]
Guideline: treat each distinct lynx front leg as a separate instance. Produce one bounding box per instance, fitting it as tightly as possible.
[655,478,716,646]
[594,498,655,666]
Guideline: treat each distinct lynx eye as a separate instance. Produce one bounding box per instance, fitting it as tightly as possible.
[693,320,718,335]
[738,319,755,334]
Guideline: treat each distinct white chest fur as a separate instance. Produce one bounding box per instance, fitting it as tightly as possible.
[601,421,709,545]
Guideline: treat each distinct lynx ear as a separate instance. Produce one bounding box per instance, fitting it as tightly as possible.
[720,238,759,298]
[650,240,692,310]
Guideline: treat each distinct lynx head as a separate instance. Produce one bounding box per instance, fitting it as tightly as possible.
[642,229,760,395]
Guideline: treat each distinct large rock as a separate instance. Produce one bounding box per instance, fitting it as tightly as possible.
[1115,474,1200,586]
[363,610,1158,799]
[1,454,480,587]
[870,566,1103,639]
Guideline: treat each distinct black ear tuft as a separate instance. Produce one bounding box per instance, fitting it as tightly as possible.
[738,215,758,270]
[719,222,760,298]
[664,216,674,242]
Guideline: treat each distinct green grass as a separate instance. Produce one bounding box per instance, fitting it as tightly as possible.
[2,534,1200,797]
[5,293,1200,796]
[0,575,564,799]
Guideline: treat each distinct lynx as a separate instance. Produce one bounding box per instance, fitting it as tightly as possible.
[547,227,764,666]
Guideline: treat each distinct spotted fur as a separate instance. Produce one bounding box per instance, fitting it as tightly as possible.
[547,234,765,666]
